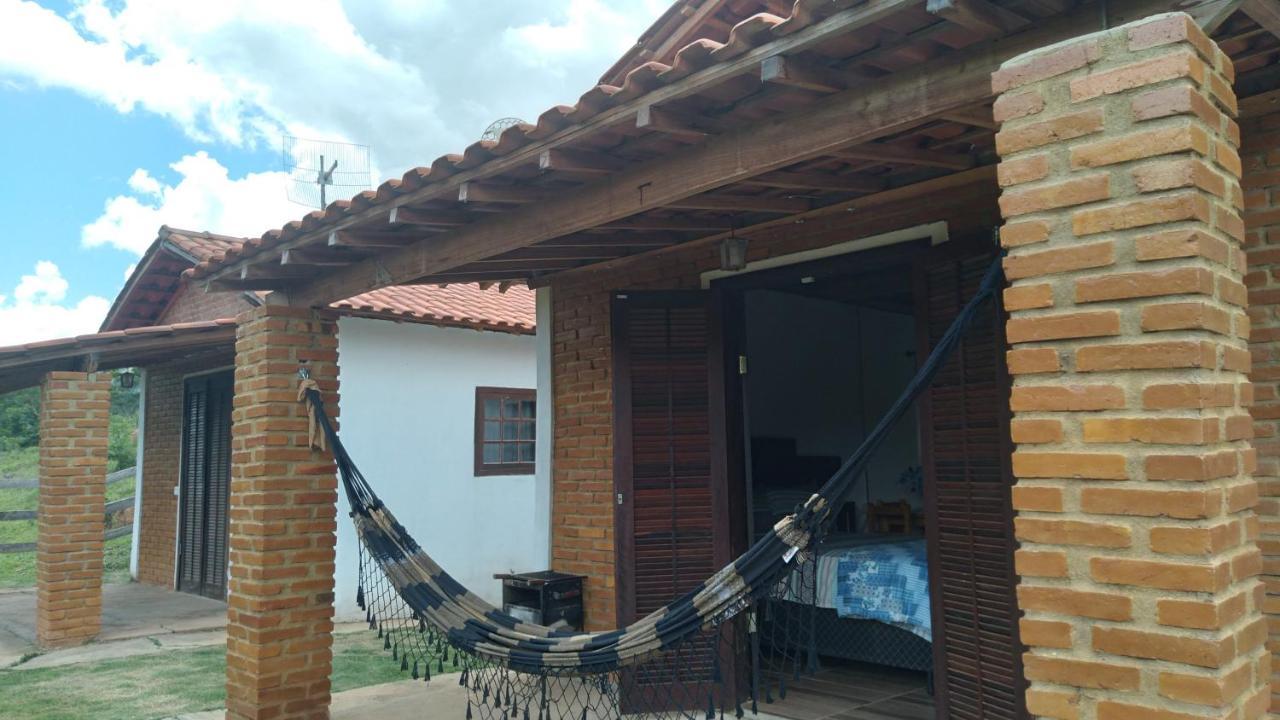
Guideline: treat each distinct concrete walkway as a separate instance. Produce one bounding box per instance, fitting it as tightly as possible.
[166,678,473,720]
[0,582,226,668]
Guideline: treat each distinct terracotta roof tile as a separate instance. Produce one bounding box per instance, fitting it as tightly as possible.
[187,0,850,282]
[161,226,248,262]
[333,283,535,335]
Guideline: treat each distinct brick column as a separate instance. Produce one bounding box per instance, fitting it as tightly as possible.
[1243,105,1280,711]
[226,305,339,720]
[994,13,1269,719]
[36,370,110,648]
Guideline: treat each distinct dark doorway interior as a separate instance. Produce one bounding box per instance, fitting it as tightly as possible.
[720,246,934,720]
[177,370,233,600]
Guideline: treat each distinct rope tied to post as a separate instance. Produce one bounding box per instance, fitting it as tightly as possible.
[297,367,327,453]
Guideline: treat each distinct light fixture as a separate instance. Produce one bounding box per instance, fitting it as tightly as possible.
[117,369,136,389]
[719,219,749,272]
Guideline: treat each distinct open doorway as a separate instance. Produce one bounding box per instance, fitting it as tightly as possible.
[718,242,935,719]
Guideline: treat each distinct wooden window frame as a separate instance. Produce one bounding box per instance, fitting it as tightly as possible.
[474,386,537,477]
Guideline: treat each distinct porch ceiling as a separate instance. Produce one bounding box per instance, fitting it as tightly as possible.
[187,0,1277,307]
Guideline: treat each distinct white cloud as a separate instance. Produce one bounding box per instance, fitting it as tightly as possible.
[0,0,667,345]
[0,262,112,346]
[0,0,664,179]
[82,151,300,255]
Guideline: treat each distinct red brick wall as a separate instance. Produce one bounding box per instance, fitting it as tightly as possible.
[134,355,234,588]
[159,282,254,325]
[549,176,1001,629]
[1242,105,1280,711]
[996,15,1269,717]
[225,305,339,720]
[36,371,110,648]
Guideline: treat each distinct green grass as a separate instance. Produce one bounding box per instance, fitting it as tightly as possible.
[0,534,132,589]
[0,446,37,483]
[0,474,137,588]
[0,630,423,720]
[0,473,134,514]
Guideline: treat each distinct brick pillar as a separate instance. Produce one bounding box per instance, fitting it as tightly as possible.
[36,370,110,648]
[994,13,1270,719]
[226,305,339,720]
[1243,104,1280,711]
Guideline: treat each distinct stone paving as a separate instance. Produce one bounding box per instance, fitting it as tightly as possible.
[0,582,226,668]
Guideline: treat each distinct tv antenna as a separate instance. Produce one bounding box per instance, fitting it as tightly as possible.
[282,136,371,209]
[481,117,527,142]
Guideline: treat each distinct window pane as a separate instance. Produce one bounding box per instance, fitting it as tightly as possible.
[520,400,536,418]
[503,399,519,417]
[484,421,501,441]
[519,442,535,462]
[484,398,501,418]
[483,443,500,463]
[502,422,518,440]
[518,421,535,440]
[502,443,519,462]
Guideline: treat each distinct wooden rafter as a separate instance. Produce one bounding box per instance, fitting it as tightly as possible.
[636,104,721,140]
[281,248,362,266]
[760,55,859,93]
[741,170,886,194]
[458,182,549,204]
[594,217,728,231]
[540,234,682,248]
[388,207,473,227]
[1242,0,1280,40]
[539,148,625,174]
[927,0,1031,37]
[328,230,417,249]
[665,193,811,214]
[834,144,975,169]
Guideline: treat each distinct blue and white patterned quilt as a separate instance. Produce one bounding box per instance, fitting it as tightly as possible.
[829,538,932,641]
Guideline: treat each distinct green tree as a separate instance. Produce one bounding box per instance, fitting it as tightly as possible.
[0,388,39,452]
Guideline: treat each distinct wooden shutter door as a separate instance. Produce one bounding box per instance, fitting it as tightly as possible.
[178,372,233,599]
[917,241,1026,720]
[178,379,209,595]
[612,291,732,710]
[203,373,233,598]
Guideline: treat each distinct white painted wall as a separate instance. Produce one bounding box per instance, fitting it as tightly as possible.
[334,316,542,620]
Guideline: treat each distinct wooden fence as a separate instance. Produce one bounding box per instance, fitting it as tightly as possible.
[0,467,136,554]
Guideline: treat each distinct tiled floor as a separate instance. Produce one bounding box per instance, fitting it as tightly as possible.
[760,662,933,720]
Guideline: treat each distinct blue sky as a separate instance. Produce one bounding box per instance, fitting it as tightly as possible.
[0,0,663,344]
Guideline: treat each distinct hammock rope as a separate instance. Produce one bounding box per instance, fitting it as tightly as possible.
[299,255,1003,718]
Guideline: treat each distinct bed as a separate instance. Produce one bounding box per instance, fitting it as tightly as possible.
[766,534,934,674]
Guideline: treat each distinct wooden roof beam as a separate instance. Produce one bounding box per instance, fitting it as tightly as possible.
[938,108,998,129]
[665,193,811,214]
[458,182,550,205]
[636,105,721,140]
[927,0,1030,37]
[497,246,626,262]
[760,55,859,94]
[329,230,418,249]
[594,217,726,231]
[388,206,472,227]
[540,234,683,248]
[834,144,975,170]
[741,170,886,193]
[1242,0,1280,40]
[281,248,363,267]
[538,148,624,175]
